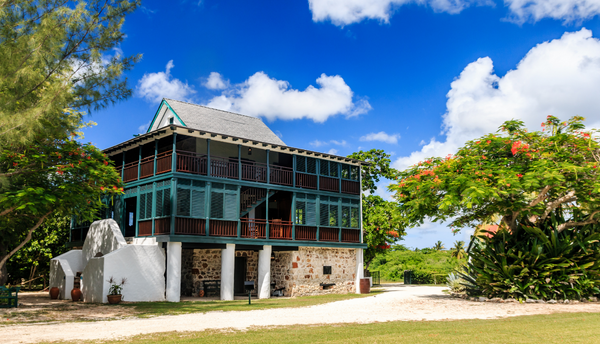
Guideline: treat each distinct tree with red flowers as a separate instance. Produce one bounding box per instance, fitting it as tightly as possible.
[348,150,405,268]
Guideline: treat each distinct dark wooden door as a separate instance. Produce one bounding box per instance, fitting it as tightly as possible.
[234,257,247,295]
[124,197,137,237]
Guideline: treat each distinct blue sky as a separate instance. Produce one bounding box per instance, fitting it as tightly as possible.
[85,0,600,249]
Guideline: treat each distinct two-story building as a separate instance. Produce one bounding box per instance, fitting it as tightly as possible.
[70,98,367,302]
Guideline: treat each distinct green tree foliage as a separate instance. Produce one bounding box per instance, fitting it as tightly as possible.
[433,240,445,251]
[450,240,466,259]
[369,249,464,284]
[347,149,404,268]
[0,0,139,285]
[392,116,600,300]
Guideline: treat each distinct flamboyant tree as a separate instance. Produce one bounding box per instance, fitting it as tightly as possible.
[348,149,404,268]
[391,116,600,300]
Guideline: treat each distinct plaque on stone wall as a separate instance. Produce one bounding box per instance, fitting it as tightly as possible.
[323,266,332,275]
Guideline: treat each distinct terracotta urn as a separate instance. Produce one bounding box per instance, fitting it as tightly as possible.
[107,294,122,304]
[49,287,60,299]
[71,288,82,302]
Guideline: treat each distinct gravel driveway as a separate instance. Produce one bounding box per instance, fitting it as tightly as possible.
[2,284,600,344]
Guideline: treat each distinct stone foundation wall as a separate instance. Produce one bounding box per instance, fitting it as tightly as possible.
[181,249,258,296]
[271,247,357,297]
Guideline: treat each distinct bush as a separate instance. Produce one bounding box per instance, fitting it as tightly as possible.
[462,220,600,301]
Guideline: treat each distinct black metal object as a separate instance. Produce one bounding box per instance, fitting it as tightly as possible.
[244,281,255,304]
[371,271,380,285]
[203,280,221,297]
[404,270,413,285]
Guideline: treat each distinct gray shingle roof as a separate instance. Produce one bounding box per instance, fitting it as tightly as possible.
[163,99,286,146]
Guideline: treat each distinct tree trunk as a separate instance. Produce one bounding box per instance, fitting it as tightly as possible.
[0,242,7,286]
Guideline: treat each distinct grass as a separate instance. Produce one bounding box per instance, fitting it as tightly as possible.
[126,289,384,317]
[50,312,600,344]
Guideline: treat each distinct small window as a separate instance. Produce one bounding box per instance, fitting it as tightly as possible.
[169,117,174,124]
[323,266,332,275]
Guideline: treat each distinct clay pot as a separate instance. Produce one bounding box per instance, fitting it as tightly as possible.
[359,278,371,294]
[71,288,82,302]
[198,290,205,297]
[107,294,122,304]
[50,287,60,299]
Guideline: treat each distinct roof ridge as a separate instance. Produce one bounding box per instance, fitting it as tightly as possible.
[163,98,265,122]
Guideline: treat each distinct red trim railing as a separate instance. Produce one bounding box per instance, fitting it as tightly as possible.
[240,218,266,238]
[296,172,317,189]
[296,226,317,241]
[341,228,360,243]
[176,150,207,175]
[241,161,268,183]
[209,219,237,237]
[140,156,154,179]
[319,176,339,192]
[270,165,293,186]
[154,218,171,235]
[210,156,238,179]
[138,220,153,236]
[123,161,138,182]
[269,219,293,239]
[319,227,339,242]
[341,180,361,195]
[175,217,206,235]
[156,151,172,174]
[240,188,267,213]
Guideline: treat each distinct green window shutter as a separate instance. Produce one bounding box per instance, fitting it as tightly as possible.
[162,187,171,216]
[211,192,224,219]
[155,190,163,217]
[145,192,153,219]
[320,200,329,226]
[224,193,237,220]
[306,201,316,226]
[177,188,191,216]
[307,158,316,174]
[320,160,329,176]
[191,189,205,218]
[139,193,146,219]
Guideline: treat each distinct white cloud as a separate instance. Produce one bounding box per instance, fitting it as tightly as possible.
[138,120,151,134]
[136,60,196,104]
[360,131,400,144]
[310,139,348,147]
[393,28,600,171]
[203,72,229,90]
[308,0,481,26]
[505,0,600,23]
[205,72,371,122]
[327,148,339,154]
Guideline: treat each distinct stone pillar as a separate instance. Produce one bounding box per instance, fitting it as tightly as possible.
[166,242,182,302]
[355,248,364,294]
[221,243,235,300]
[258,245,272,299]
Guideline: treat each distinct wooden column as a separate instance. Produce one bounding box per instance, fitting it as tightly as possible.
[292,155,296,187]
[170,178,176,235]
[153,139,158,176]
[205,182,211,236]
[207,139,211,177]
[135,185,140,237]
[266,149,270,184]
[171,133,177,173]
[236,185,241,238]
[265,188,269,240]
[291,192,296,240]
[338,197,342,242]
[238,144,242,180]
[152,182,156,236]
[316,195,320,241]
[138,146,142,179]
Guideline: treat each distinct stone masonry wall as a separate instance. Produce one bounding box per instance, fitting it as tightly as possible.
[271,247,357,297]
[181,249,258,297]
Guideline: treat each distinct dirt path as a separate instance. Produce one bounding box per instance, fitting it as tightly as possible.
[2,285,600,344]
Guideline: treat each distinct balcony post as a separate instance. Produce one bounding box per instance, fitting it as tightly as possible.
[338,197,342,242]
[359,167,363,244]
[207,139,211,177]
[135,185,140,237]
[138,145,141,180]
[153,139,158,176]
[172,133,177,173]
[236,185,241,238]
[266,149,270,184]
[238,144,242,180]
[292,155,296,187]
[205,182,211,236]
[152,181,156,236]
[257,245,272,299]
[170,178,177,235]
[166,242,182,302]
[291,192,296,240]
[338,163,342,193]
[265,188,269,240]
[121,151,125,181]
[316,159,320,190]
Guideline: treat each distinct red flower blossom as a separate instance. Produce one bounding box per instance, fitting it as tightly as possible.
[517,174,523,178]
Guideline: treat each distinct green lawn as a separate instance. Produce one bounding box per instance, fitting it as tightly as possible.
[58,312,600,343]
[127,289,384,317]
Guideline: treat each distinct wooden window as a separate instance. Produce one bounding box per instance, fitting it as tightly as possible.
[177,179,206,218]
[139,184,153,220]
[210,182,238,221]
[155,180,171,217]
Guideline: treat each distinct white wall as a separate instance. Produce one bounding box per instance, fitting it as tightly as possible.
[82,219,127,267]
[49,250,82,300]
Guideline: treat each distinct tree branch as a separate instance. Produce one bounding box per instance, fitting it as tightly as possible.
[541,190,576,221]
[0,211,52,270]
[0,206,16,217]
[557,210,600,232]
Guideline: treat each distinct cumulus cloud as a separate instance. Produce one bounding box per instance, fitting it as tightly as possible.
[205,72,371,122]
[327,148,340,154]
[505,0,600,23]
[203,72,229,90]
[136,60,196,104]
[360,131,400,144]
[393,28,600,171]
[310,139,348,147]
[308,0,481,26]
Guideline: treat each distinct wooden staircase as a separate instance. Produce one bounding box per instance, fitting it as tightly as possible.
[240,188,276,217]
